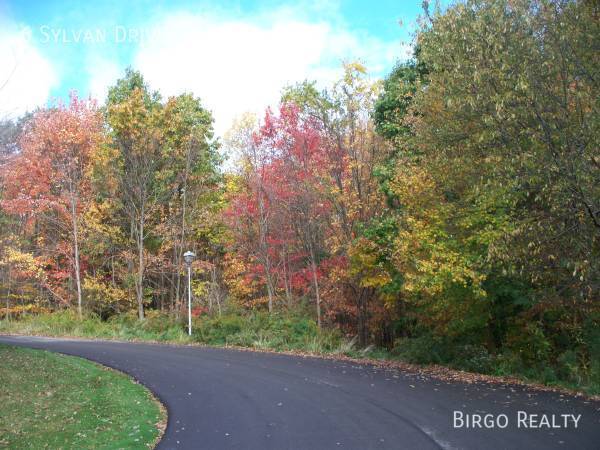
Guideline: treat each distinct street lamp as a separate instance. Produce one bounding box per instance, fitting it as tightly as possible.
[183,251,196,336]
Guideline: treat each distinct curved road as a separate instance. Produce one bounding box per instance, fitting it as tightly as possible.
[1,336,598,450]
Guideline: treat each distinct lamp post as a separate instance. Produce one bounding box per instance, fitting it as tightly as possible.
[183,251,196,336]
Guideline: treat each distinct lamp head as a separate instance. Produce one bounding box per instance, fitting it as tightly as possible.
[183,251,196,266]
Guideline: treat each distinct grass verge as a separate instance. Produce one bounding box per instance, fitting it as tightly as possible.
[0,344,165,449]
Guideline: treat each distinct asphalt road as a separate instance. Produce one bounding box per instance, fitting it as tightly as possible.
[1,336,598,450]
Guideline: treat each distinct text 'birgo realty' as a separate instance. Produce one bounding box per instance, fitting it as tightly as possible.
[453,411,582,429]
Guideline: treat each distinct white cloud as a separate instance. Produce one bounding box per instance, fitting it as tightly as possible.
[86,56,121,103]
[0,23,57,118]
[133,9,410,137]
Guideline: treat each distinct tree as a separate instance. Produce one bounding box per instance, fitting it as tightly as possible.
[257,104,331,325]
[226,115,280,313]
[372,0,599,374]
[105,70,165,320]
[1,94,102,318]
[414,0,599,318]
[104,70,220,319]
[284,63,391,342]
[161,93,219,314]
[0,115,29,160]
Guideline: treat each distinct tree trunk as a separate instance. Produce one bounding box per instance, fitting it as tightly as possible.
[70,193,83,320]
[211,266,222,316]
[265,277,275,313]
[5,265,11,321]
[136,204,145,320]
[309,242,321,328]
[111,256,116,287]
[174,144,192,317]
[174,248,181,317]
[258,191,274,313]
[282,250,292,309]
[357,288,367,347]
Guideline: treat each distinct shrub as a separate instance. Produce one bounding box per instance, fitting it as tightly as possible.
[392,335,446,365]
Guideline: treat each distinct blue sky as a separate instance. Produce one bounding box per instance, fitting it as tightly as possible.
[1,0,431,135]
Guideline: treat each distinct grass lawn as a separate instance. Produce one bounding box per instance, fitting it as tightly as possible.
[0,344,165,449]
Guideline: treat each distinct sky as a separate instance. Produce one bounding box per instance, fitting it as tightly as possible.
[0,0,429,137]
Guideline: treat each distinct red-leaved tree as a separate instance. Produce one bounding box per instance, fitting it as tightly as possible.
[227,104,333,326]
[1,93,103,318]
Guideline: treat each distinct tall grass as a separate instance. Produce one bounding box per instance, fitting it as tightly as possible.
[0,309,349,354]
[0,310,189,343]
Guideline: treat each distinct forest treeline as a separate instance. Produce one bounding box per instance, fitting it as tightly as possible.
[1,0,598,388]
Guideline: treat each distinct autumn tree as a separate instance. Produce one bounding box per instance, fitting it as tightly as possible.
[283,64,390,343]
[1,95,102,318]
[105,70,164,319]
[103,70,220,319]
[226,115,280,312]
[257,104,331,325]
[365,0,599,380]
[160,93,220,314]
[412,0,599,329]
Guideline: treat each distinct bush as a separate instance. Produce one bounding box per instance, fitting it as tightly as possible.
[452,344,495,374]
[392,335,446,365]
[504,321,551,367]
[392,335,495,373]
[556,350,581,385]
